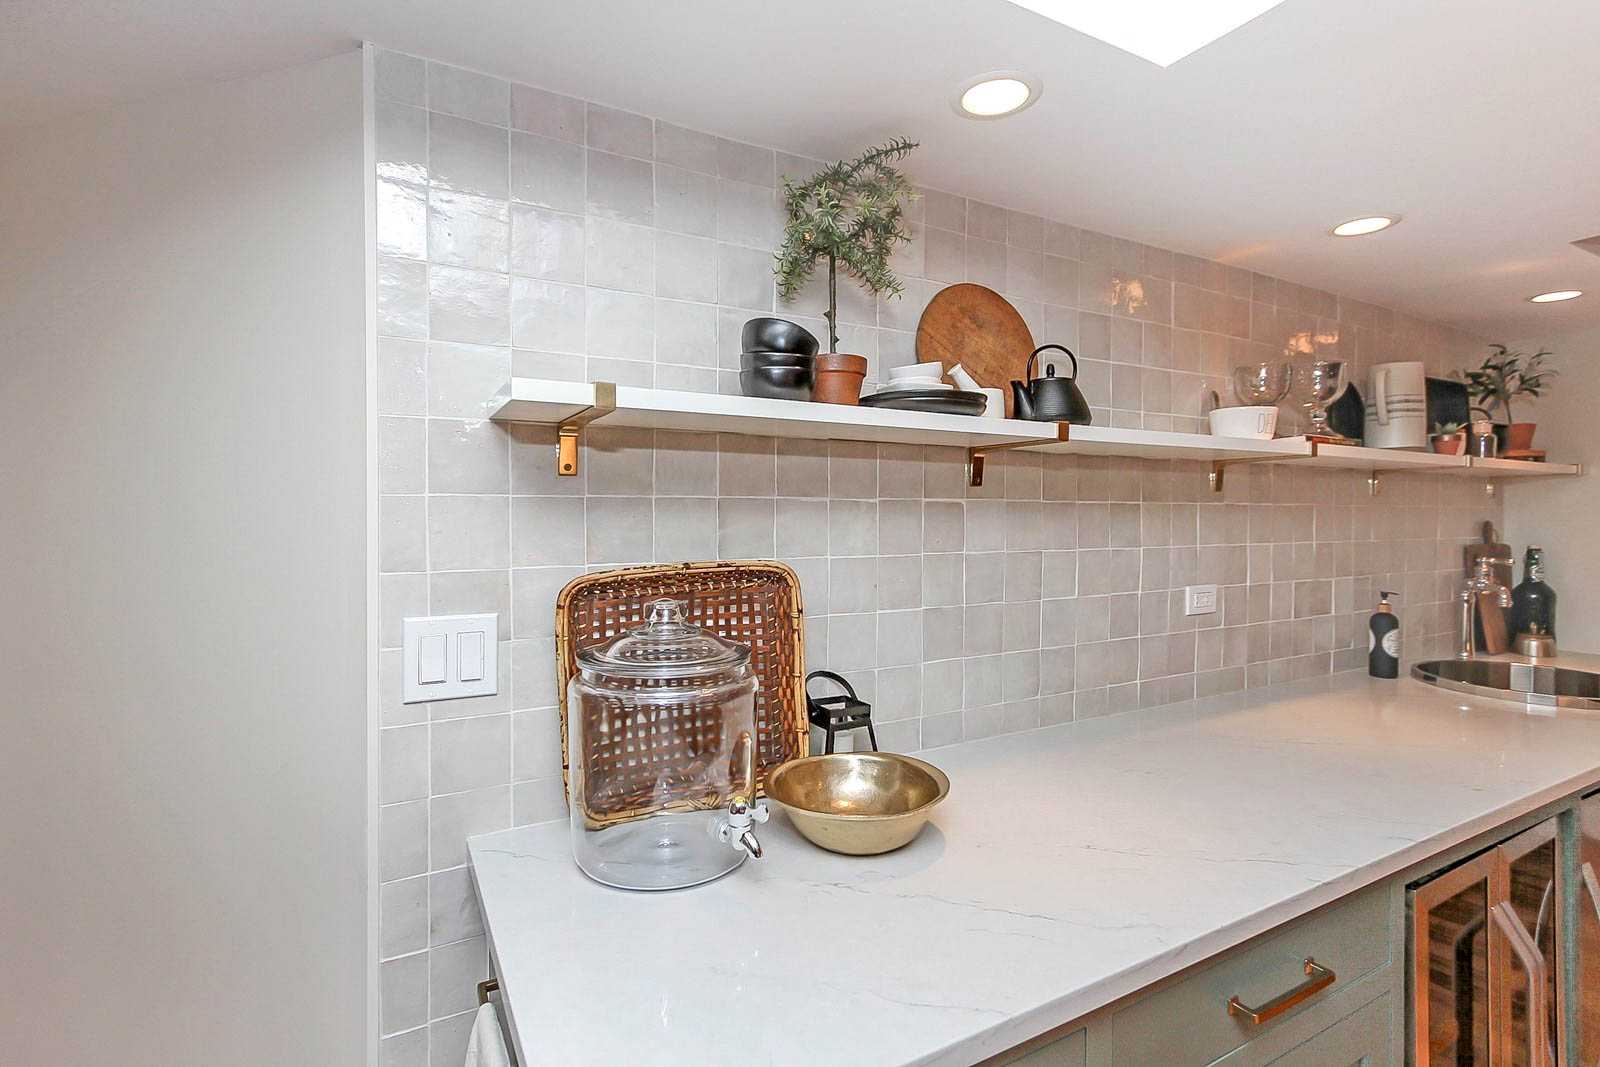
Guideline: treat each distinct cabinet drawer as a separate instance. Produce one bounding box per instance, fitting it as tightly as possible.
[1263,990,1393,1066]
[1111,884,1394,1066]
[1003,1026,1085,1066]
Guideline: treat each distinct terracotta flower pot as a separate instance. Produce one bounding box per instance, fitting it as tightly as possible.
[1431,433,1466,455]
[1505,422,1537,452]
[811,353,868,405]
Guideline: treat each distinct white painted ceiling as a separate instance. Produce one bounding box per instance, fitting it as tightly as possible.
[7,0,1599,336]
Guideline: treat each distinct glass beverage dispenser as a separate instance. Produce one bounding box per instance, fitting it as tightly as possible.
[566,599,767,890]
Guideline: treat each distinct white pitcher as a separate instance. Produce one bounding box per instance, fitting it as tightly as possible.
[1364,361,1427,449]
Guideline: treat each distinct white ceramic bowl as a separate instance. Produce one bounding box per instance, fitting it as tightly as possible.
[1209,405,1279,440]
[889,361,946,382]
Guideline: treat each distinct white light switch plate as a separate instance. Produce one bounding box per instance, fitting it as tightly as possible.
[1184,584,1218,616]
[403,614,498,704]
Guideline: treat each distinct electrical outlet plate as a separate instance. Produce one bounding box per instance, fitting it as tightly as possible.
[1184,584,1219,616]
[402,614,499,703]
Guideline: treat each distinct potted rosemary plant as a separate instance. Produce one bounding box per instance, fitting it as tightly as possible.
[1460,344,1556,452]
[773,138,917,404]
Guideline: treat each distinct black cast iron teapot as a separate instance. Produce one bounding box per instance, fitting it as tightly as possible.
[1010,344,1092,424]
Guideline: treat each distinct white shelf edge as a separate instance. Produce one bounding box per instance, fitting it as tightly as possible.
[1028,424,1312,462]
[1307,441,1467,471]
[488,379,1583,480]
[1465,456,1583,477]
[492,378,1062,447]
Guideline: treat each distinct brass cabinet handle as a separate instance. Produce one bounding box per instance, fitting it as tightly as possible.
[1226,958,1336,1024]
[1491,903,1552,1067]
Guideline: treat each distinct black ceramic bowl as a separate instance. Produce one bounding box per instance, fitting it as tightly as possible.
[741,317,819,357]
[741,350,814,370]
[739,365,812,401]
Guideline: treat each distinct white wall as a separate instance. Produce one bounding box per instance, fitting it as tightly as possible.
[1503,325,1600,652]
[0,53,373,1065]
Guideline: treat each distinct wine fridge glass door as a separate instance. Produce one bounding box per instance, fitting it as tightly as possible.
[1412,852,1494,1066]
[1580,793,1600,1067]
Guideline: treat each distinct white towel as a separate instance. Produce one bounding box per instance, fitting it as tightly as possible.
[463,1002,512,1067]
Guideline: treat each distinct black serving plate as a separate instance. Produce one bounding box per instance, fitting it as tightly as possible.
[859,388,988,416]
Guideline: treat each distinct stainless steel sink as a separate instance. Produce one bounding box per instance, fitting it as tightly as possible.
[1412,659,1600,710]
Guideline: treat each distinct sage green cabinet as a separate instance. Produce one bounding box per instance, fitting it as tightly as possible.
[987,788,1600,1067]
[1004,1027,1085,1066]
[1111,885,1394,1066]
[1261,991,1393,1067]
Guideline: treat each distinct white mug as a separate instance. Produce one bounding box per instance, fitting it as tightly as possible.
[1209,405,1278,439]
[978,387,1006,419]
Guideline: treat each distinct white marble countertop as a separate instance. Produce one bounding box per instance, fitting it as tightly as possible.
[468,673,1600,1067]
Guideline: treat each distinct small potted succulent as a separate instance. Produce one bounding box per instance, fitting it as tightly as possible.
[774,138,918,404]
[1459,344,1556,452]
[1430,421,1467,455]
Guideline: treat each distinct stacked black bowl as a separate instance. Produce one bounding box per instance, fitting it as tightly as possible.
[740,317,820,401]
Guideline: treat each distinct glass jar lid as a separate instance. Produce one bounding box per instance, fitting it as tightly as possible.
[577,598,751,680]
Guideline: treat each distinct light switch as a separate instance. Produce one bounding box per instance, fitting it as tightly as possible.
[459,631,484,682]
[418,634,448,684]
[402,614,498,704]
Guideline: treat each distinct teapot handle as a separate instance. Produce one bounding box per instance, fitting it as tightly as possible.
[1030,344,1078,380]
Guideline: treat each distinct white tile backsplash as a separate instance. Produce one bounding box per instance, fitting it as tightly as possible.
[368,46,1502,1058]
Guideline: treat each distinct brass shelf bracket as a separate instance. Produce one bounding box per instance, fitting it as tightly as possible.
[968,423,1070,488]
[555,381,617,476]
[1209,440,1315,494]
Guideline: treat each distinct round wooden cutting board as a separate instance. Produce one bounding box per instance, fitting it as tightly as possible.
[915,283,1035,417]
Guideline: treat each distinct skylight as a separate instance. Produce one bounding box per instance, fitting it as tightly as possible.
[1003,0,1291,67]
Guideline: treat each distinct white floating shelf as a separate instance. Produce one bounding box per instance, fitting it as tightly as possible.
[1306,441,1467,472]
[1307,441,1582,478]
[1464,455,1583,478]
[492,377,1061,448]
[490,379,1582,487]
[1031,424,1310,463]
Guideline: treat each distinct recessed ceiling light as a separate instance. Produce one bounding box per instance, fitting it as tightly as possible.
[1331,215,1399,237]
[1003,0,1289,67]
[954,72,1039,118]
[1529,290,1583,303]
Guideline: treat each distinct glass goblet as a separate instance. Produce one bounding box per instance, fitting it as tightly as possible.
[1231,362,1292,406]
[1290,360,1349,440]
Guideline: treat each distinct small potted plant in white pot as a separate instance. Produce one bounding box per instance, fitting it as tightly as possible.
[773,138,918,405]
[1460,344,1556,452]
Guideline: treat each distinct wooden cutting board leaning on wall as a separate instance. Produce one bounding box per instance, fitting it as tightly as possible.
[915,284,1034,417]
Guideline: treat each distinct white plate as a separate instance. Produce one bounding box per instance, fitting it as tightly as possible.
[875,379,953,393]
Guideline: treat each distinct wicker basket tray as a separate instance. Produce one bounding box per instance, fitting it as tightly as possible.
[555,561,808,824]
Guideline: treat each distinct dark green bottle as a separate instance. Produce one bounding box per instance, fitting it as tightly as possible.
[1510,547,1557,639]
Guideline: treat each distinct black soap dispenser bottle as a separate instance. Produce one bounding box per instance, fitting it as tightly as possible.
[1368,591,1400,678]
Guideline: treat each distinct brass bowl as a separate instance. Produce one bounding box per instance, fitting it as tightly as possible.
[766,753,950,855]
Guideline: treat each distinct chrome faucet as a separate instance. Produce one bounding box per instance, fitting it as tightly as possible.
[1458,556,1513,659]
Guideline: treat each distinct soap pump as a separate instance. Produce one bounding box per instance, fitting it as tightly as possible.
[1368,591,1400,678]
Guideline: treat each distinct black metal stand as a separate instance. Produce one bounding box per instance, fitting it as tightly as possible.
[804,670,878,754]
